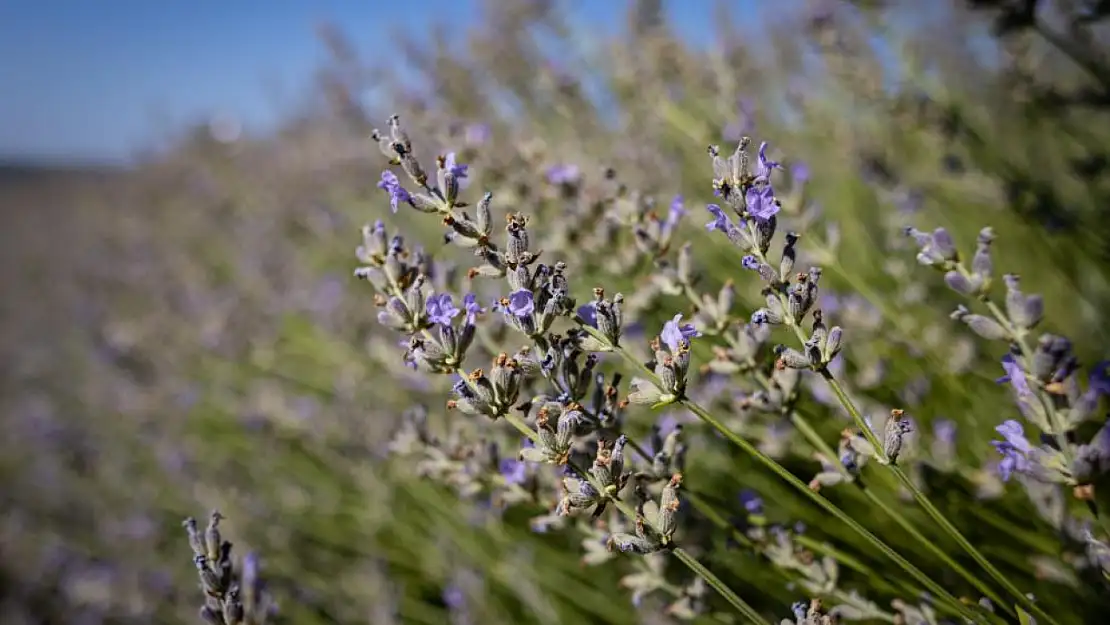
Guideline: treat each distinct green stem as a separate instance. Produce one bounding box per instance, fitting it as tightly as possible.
[789,413,1009,613]
[820,371,1058,625]
[500,411,771,625]
[685,490,900,621]
[584,326,980,622]
[672,547,772,624]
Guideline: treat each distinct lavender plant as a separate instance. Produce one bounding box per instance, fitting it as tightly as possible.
[348,111,1110,624]
[182,511,276,625]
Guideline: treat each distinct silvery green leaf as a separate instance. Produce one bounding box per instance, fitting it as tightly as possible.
[519,447,550,463]
[627,378,664,405]
[606,533,659,554]
[849,435,876,458]
[963,314,1008,340]
[409,192,441,213]
[813,471,845,487]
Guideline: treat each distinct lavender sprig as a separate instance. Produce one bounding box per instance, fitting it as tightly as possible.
[361,115,770,623]
[182,511,276,625]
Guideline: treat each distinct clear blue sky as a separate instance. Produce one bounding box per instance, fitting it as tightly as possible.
[0,0,761,163]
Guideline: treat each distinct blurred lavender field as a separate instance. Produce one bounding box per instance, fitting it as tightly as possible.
[3,1,1110,624]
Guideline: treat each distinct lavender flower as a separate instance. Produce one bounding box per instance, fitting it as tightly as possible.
[463,293,484,325]
[426,293,461,326]
[991,420,1033,481]
[997,354,1032,397]
[546,163,581,185]
[661,314,699,352]
[377,170,412,213]
[499,458,528,485]
[507,290,535,317]
[746,185,779,220]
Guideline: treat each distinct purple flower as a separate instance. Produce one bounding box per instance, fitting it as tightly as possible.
[377,171,411,213]
[661,313,700,352]
[663,195,686,232]
[425,293,460,326]
[1090,361,1110,395]
[507,290,535,317]
[741,255,760,271]
[933,419,957,445]
[462,293,484,325]
[442,585,465,611]
[577,302,598,327]
[745,184,778,220]
[991,420,1033,481]
[705,203,733,233]
[792,162,810,183]
[754,141,782,181]
[997,354,1032,397]
[444,152,469,179]
[464,123,490,145]
[546,163,580,185]
[739,489,763,515]
[499,458,527,485]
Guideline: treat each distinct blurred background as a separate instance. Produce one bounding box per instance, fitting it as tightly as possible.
[3,0,1110,623]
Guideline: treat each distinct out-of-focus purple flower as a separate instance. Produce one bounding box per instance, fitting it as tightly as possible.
[377,171,411,213]
[663,195,686,233]
[499,458,527,485]
[426,293,460,326]
[577,302,598,327]
[462,293,484,325]
[723,97,756,142]
[933,419,957,445]
[508,290,535,317]
[444,152,469,179]
[464,123,490,145]
[991,420,1033,481]
[997,354,1032,397]
[546,163,580,185]
[1090,361,1110,395]
[739,489,763,515]
[745,185,778,220]
[661,313,700,352]
[442,585,466,610]
[754,142,782,181]
[792,162,809,183]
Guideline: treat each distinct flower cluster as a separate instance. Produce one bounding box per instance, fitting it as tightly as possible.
[182,511,275,625]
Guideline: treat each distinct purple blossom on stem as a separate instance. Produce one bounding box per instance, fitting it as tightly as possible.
[661,313,700,352]
[426,293,460,326]
[741,255,760,271]
[377,171,411,213]
[577,302,598,327]
[444,152,469,179]
[997,354,1032,397]
[507,290,535,317]
[462,293,484,325]
[754,141,782,182]
[991,420,1033,481]
[745,185,778,220]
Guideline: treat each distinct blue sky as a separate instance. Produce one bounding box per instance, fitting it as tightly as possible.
[0,0,762,163]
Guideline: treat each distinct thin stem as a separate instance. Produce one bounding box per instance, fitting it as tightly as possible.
[583,326,981,622]
[673,547,775,624]
[500,411,771,625]
[820,371,1059,625]
[685,490,899,622]
[789,413,1010,612]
